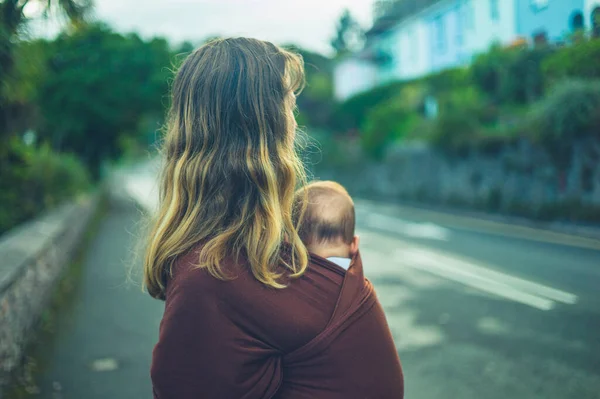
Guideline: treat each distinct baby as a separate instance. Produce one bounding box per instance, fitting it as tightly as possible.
[294,181,359,270]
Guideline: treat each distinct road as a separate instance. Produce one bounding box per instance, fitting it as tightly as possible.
[353,199,600,399]
[18,168,600,399]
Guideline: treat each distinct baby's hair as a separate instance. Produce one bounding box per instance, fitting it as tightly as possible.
[293,181,355,246]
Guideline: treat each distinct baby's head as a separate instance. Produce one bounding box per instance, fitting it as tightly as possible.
[293,181,359,259]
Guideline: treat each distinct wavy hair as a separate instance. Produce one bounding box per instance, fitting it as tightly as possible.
[144,38,308,299]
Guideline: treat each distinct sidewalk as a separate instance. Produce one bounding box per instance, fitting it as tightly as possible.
[29,194,162,398]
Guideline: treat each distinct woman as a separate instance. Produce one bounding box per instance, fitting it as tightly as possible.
[145,38,403,399]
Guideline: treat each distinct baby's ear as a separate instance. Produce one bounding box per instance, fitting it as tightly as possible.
[350,235,360,256]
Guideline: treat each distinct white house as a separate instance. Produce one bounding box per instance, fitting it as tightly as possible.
[393,14,432,79]
[333,56,378,100]
[467,0,518,54]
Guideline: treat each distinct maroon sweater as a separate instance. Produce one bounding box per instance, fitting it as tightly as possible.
[151,249,404,398]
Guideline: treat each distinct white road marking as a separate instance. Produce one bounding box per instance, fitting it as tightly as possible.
[364,212,450,241]
[395,247,578,311]
[90,358,119,372]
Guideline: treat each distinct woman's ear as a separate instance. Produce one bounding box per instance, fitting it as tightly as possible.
[350,235,360,256]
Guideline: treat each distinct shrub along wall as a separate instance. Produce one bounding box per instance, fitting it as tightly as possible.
[0,139,91,236]
[331,38,600,161]
[318,36,600,222]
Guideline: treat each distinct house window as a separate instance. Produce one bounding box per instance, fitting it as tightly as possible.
[490,0,499,21]
[533,31,548,46]
[570,11,584,32]
[434,16,446,52]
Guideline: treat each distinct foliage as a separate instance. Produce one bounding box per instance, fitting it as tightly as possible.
[1,40,50,135]
[38,23,172,178]
[171,41,195,68]
[0,0,92,139]
[0,139,91,235]
[542,38,600,84]
[429,87,493,152]
[333,67,469,132]
[333,80,405,131]
[471,44,553,104]
[528,79,600,143]
[330,9,363,57]
[423,67,470,94]
[361,84,426,159]
[287,46,335,128]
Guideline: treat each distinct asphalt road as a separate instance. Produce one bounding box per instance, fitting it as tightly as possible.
[17,171,600,399]
[355,199,600,399]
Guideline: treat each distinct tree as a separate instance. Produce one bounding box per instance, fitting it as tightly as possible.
[0,0,92,138]
[38,23,172,178]
[284,45,335,127]
[330,9,363,57]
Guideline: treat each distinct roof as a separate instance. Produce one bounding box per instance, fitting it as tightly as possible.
[366,0,443,37]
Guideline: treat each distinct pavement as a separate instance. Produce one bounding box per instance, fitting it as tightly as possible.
[19,166,600,399]
[27,192,164,399]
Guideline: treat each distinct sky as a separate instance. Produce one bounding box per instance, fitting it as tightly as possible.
[30,0,375,55]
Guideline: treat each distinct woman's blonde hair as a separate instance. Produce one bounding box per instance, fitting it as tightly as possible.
[144,38,308,299]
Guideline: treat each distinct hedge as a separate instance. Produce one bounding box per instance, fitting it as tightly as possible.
[542,38,600,84]
[333,66,469,132]
[0,139,91,235]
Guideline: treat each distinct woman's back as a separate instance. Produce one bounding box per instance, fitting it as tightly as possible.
[151,249,403,399]
[144,37,403,398]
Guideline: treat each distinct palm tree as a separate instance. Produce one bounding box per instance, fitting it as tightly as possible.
[0,0,92,137]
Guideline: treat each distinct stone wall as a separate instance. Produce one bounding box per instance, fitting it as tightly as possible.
[313,139,600,222]
[0,194,101,390]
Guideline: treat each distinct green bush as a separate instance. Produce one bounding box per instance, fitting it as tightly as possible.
[362,103,422,159]
[542,38,600,84]
[526,79,600,169]
[422,67,470,94]
[471,44,553,104]
[361,84,426,159]
[333,67,469,132]
[333,80,405,131]
[0,139,91,235]
[428,86,494,153]
[528,79,600,142]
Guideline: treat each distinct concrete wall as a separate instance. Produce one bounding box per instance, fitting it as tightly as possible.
[314,139,600,220]
[516,0,586,42]
[0,194,101,389]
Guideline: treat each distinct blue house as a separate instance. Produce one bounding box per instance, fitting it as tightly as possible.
[425,0,518,73]
[426,1,464,72]
[516,0,587,43]
[334,0,599,100]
